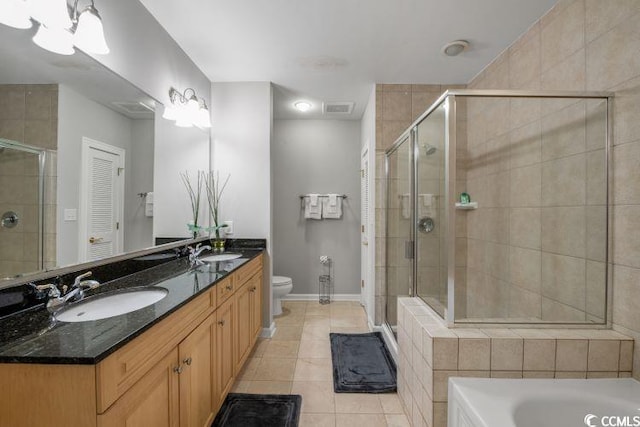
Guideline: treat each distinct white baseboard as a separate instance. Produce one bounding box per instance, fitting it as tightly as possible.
[283,293,361,302]
[261,321,276,338]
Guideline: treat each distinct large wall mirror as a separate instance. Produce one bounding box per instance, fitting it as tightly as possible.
[0,23,207,282]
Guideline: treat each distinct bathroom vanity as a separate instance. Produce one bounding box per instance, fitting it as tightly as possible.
[0,246,264,427]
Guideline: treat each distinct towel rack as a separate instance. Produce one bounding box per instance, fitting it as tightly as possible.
[299,194,348,200]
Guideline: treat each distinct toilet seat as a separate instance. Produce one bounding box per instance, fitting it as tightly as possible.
[272,276,292,287]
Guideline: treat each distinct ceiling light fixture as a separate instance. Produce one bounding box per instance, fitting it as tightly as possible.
[0,0,109,56]
[0,0,32,29]
[442,40,470,57]
[163,87,212,129]
[294,101,312,112]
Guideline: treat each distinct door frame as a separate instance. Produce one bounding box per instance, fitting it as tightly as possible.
[78,137,125,262]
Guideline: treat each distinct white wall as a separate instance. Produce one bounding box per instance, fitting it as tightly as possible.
[211,82,273,327]
[272,119,361,296]
[153,114,210,239]
[126,119,154,251]
[57,85,135,266]
[360,86,376,325]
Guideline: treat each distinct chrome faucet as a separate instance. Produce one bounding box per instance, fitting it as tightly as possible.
[188,243,211,266]
[36,271,101,310]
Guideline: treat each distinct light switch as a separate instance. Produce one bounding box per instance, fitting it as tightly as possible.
[223,220,233,235]
[64,209,77,221]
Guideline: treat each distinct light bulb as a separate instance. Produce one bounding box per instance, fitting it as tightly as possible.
[175,106,193,128]
[32,23,75,55]
[162,104,178,121]
[294,101,311,112]
[30,0,72,29]
[73,5,109,54]
[0,0,32,29]
[187,95,200,115]
[194,107,212,129]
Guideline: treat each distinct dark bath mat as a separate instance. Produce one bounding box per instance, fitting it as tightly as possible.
[330,332,397,393]
[211,393,302,427]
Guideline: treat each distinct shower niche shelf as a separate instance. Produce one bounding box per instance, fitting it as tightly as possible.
[455,202,478,210]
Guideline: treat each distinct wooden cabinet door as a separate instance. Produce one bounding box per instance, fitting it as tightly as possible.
[178,314,216,427]
[98,349,180,427]
[216,296,235,404]
[234,282,252,374]
[249,273,263,341]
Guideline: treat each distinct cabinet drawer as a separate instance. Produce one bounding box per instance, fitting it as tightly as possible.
[235,255,262,287]
[96,289,214,413]
[216,276,235,306]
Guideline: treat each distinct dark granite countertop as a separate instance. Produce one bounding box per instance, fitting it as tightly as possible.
[0,249,263,365]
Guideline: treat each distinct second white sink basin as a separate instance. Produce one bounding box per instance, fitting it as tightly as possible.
[200,253,242,262]
[54,287,168,323]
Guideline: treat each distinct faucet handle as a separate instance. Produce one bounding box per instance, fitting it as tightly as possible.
[73,271,92,287]
[35,283,61,299]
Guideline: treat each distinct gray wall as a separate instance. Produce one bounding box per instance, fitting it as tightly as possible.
[272,119,361,295]
[126,119,154,251]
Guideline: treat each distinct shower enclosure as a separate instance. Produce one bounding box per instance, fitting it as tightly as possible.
[0,138,46,279]
[384,90,611,329]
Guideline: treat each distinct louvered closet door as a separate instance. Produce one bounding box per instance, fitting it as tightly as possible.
[80,140,124,262]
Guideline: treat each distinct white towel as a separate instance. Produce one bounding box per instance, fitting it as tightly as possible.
[305,194,322,219]
[322,194,342,219]
[400,193,410,219]
[418,193,434,218]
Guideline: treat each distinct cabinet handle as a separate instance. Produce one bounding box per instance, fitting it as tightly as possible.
[218,319,225,326]
[173,365,183,374]
[225,285,233,291]
[250,287,256,292]
[183,357,192,366]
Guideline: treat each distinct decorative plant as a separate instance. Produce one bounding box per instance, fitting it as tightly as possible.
[203,170,230,239]
[180,170,203,238]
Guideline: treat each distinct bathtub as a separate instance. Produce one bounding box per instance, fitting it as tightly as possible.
[448,378,640,427]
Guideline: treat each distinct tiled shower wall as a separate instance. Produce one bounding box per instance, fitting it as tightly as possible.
[0,85,58,277]
[463,0,640,374]
[374,84,465,325]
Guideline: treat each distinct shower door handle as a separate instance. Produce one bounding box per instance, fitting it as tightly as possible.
[404,240,414,259]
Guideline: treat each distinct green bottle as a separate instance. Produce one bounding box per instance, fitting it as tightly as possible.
[460,192,471,204]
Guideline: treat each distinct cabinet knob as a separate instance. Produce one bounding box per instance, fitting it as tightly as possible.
[218,319,225,326]
[225,285,233,291]
[173,365,183,374]
[183,357,192,366]
[250,287,256,292]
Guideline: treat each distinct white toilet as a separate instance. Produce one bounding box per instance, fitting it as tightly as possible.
[272,276,293,316]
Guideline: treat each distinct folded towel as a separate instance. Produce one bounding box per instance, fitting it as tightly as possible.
[145,192,154,217]
[322,195,342,219]
[400,193,410,219]
[329,194,338,207]
[309,194,319,207]
[305,195,322,219]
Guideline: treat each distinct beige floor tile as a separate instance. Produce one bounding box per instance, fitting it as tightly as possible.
[304,316,332,328]
[249,339,269,358]
[298,339,332,359]
[299,413,336,427]
[230,380,251,393]
[246,380,292,394]
[306,303,332,316]
[291,381,336,413]
[331,316,369,328]
[294,358,334,381]
[283,301,307,312]
[303,323,332,341]
[275,313,306,325]
[335,393,383,414]
[335,413,387,427]
[331,326,372,334]
[379,394,404,414]
[262,340,300,358]
[236,357,261,381]
[253,357,297,381]
[385,414,411,427]
[273,325,303,341]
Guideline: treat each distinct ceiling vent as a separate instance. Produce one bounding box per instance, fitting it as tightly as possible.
[112,101,155,114]
[323,102,354,115]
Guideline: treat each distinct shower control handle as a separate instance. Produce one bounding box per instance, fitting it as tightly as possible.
[1,211,19,229]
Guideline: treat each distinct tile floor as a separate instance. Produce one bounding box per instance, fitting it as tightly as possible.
[231,300,411,427]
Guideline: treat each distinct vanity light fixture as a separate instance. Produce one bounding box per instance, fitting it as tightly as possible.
[294,101,312,112]
[0,0,32,29]
[163,87,212,129]
[0,0,109,56]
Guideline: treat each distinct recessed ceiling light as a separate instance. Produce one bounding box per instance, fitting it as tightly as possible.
[442,40,469,56]
[294,101,311,112]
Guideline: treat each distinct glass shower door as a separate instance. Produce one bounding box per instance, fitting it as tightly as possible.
[385,135,412,334]
[415,103,448,318]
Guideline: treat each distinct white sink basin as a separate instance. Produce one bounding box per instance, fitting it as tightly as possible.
[54,287,168,322]
[200,253,242,262]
